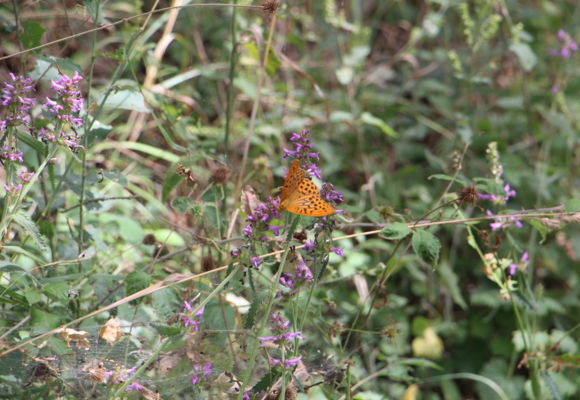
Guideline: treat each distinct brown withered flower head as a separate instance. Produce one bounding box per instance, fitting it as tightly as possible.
[457,186,479,205]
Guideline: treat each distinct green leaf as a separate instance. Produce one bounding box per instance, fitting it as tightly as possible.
[30,308,61,334]
[13,211,47,251]
[380,223,412,240]
[509,42,537,72]
[172,197,194,214]
[564,198,580,212]
[86,121,113,148]
[265,50,281,77]
[412,229,441,265]
[529,219,548,242]
[43,281,69,302]
[0,284,29,307]
[439,262,467,309]
[164,174,185,203]
[361,112,398,137]
[99,89,149,112]
[125,271,152,299]
[16,130,46,155]
[21,21,45,49]
[244,294,263,329]
[152,324,182,337]
[84,0,105,24]
[151,229,186,247]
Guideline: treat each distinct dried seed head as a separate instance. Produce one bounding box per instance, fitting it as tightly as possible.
[457,186,479,205]
[211,166,229,184]
[263,0,279,16]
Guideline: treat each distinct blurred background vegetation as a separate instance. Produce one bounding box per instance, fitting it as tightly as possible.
[0,0,578,399]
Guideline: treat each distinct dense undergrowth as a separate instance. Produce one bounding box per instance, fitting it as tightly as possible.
[0,1,579,399]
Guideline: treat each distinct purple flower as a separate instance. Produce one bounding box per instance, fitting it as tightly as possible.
[250,257,261,269]
[479,183,517,203]
[268,225,284,236]
[486,210,523,231]
[181,302,204,332]
[191,362,212,386]
[331,247,345,257]
[303,240,315,251]
[18,169,34,183]
[284,356,302,368]
[230,247,241,258]
[321,183,344,204]
[306,164,323,180]
[3,183,22,195]
[1,73,34,128]
[242,224,253,236]
[182,300,192,312]
[1,145,24,163]
[508,251,529,275]
[125,382,144,392]
[44,71,84,127]
[503,184,516,200]
[242,391,251,400]
[550,29,578,59]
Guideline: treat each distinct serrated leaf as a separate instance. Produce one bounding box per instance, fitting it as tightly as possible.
[244,295,262,329]
[252,368,282,393]
[125,271,152,300]
[380,223,412,240]
[13,211,47,250]
[412,229,441,265]
[172,197,194,214]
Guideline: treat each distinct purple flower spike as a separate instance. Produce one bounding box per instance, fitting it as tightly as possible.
[331,247,345,257]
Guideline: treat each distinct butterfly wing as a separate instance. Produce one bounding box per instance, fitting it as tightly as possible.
[285,178,335,217]
[285,193,335,217]
[280,160,306,208]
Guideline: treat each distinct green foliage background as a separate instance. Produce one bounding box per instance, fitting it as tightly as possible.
[0,1,578,399]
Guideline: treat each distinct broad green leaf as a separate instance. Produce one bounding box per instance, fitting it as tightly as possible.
[16,130,46,155]
[412,229,441,265]
[99,89,149,112]
[86,121,112,147]
[21,21,45,50]
[510,42,537,72]
[380,223,411,240]
[152,229,186,247]
[31,308,61,334]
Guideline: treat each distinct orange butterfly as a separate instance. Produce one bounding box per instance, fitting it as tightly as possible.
[279,160,335,217]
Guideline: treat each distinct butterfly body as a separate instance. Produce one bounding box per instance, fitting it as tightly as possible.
[279,160,334,217]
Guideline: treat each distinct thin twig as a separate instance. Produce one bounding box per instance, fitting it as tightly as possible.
[0,3,264,62]
[0,210,575,358]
